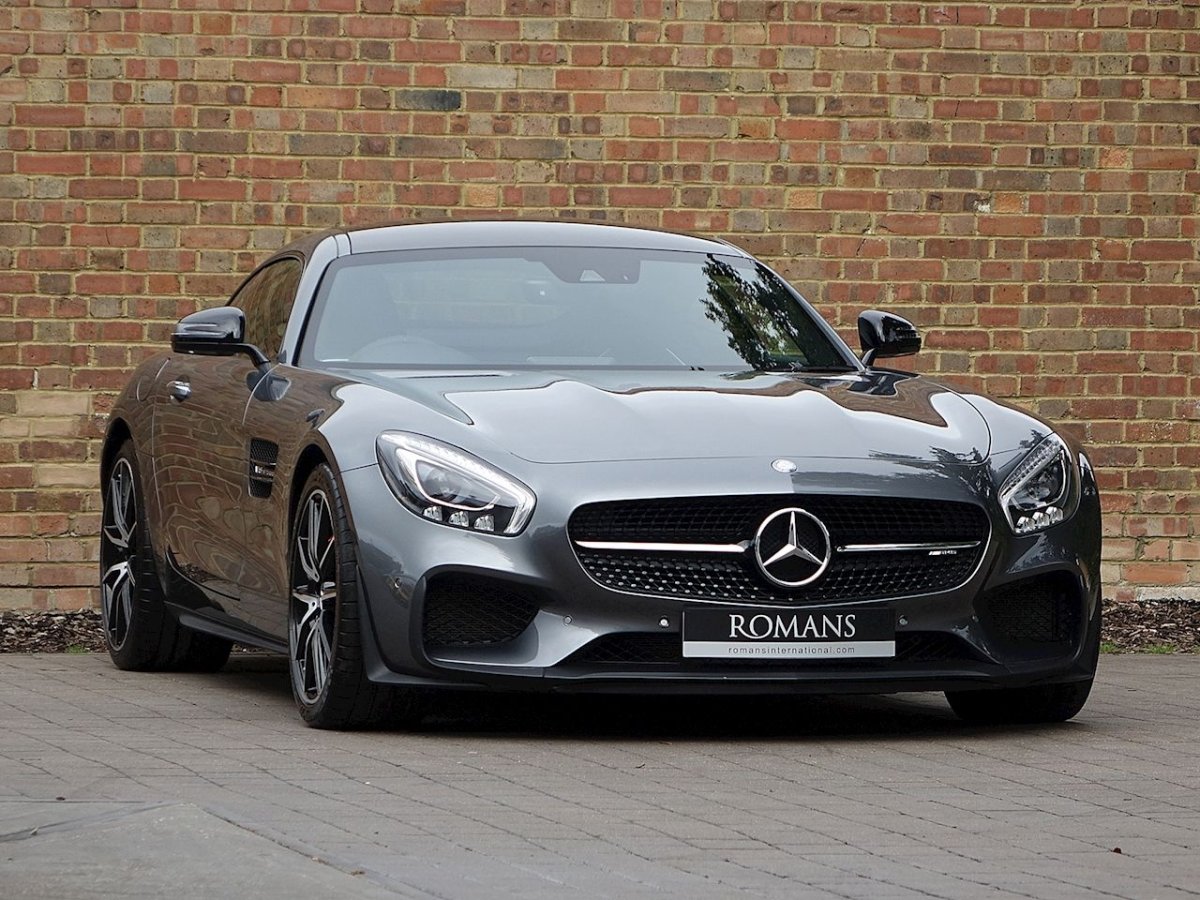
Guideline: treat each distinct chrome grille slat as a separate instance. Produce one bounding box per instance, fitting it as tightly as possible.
[574,540,750,554]
[836,540,981,554]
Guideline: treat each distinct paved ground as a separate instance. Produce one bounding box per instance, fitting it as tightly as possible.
[1,654,1197,899]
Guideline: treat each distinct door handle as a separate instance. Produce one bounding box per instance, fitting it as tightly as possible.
[168,380,191,402]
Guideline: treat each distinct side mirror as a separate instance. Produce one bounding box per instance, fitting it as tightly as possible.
[858,310,921,366]
[172,308,269,367]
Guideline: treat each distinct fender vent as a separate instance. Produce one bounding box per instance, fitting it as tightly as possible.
[248,438,279,499]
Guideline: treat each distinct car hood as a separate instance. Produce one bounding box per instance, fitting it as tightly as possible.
[349,369,992,465]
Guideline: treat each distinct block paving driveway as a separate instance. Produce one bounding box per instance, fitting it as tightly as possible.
[1,653,1198,899]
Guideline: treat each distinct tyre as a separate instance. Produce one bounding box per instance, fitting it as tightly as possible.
[288,463,419,729]
[945,678,1093,724]
[100,441,232,672]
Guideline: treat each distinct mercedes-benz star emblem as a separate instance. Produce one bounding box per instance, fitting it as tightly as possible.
[752,507,832,588]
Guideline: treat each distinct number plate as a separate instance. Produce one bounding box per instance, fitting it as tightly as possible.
[682,607,895,659]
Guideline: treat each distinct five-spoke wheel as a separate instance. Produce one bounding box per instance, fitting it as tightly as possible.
[290,489,338,704]
[287,464,414,728]
[99,442,232,672]
[100,457,138,652]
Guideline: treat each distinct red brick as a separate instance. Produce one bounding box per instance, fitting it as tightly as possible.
[875,27,942,48]
[1132,240,1196,261]
[0,2,1196,608]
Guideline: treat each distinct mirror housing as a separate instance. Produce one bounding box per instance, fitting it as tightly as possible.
[858,310,921,366]
[172,308,269,367]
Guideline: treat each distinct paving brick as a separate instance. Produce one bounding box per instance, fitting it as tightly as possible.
[0,654,1198,898]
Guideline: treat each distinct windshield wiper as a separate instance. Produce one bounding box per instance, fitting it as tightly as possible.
[762,362,858,373]
[664,347,704,371]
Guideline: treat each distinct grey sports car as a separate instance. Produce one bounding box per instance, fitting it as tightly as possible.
[100,221,1101,728]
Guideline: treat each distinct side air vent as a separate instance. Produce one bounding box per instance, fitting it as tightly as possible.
[248,438,279,499]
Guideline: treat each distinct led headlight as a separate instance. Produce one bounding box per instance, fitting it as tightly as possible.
[376,432,535,535]
[999,433,1073,535]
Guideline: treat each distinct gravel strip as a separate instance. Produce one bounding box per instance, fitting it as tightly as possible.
[1101,599,1200,653]
[3,601,1198,654]
[2,610,106,654]
[0,610,262,654]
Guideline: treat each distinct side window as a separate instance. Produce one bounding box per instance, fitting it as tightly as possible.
[231,258,303,361]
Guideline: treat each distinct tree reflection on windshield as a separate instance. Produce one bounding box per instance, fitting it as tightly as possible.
[701,256,836,370]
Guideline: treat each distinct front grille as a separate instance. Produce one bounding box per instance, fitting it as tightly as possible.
[576,550,979,605]
[980,574,1081,649]
[422,574,539,648]
[571,496,989,604]
[563,631,983,668]
[571,496,987,545]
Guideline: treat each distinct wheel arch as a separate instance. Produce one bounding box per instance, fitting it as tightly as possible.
[101,417,133,483]
[289,442,333,536]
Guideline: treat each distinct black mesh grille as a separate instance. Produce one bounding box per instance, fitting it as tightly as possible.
[980,574,1081,648]
[422,575,539,648]
[571,496,988,545]
[576,550,978,605]
[571,496,989,604]
[563,631,982,668]
[247,438,279,499]
[249,438,279,466]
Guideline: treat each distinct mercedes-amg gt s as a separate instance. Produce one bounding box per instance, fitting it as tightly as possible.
[100,221,1101,728]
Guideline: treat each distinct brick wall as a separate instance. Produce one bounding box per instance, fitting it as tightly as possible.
[1,0,1198,610]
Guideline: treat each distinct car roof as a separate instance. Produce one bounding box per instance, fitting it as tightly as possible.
[277,219,745,260]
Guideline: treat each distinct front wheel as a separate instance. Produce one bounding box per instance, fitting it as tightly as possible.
[945,679,1093,725]
[288,464,419,729]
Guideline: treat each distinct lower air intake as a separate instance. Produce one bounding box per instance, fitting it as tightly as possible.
[422,574,539,648]
[979,573,1083,650]
[562,631,983,668]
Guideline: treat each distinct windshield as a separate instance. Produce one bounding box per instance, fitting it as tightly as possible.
[300,247,856,371]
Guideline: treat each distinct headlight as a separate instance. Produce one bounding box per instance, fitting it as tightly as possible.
[999,434,1073,534]
[376,432,535,535]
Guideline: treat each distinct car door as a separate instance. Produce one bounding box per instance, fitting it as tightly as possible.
[217,259,315,636]
[153,258,303,624]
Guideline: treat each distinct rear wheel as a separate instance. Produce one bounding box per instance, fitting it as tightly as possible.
[946,679,1093,724]
[100,442,232,672]
[288,464,418,729]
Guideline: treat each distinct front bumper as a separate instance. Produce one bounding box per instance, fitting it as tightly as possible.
[343,453,1102,696]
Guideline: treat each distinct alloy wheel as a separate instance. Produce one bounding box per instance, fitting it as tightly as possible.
[290,489,337,704]
[100,457,138,651]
